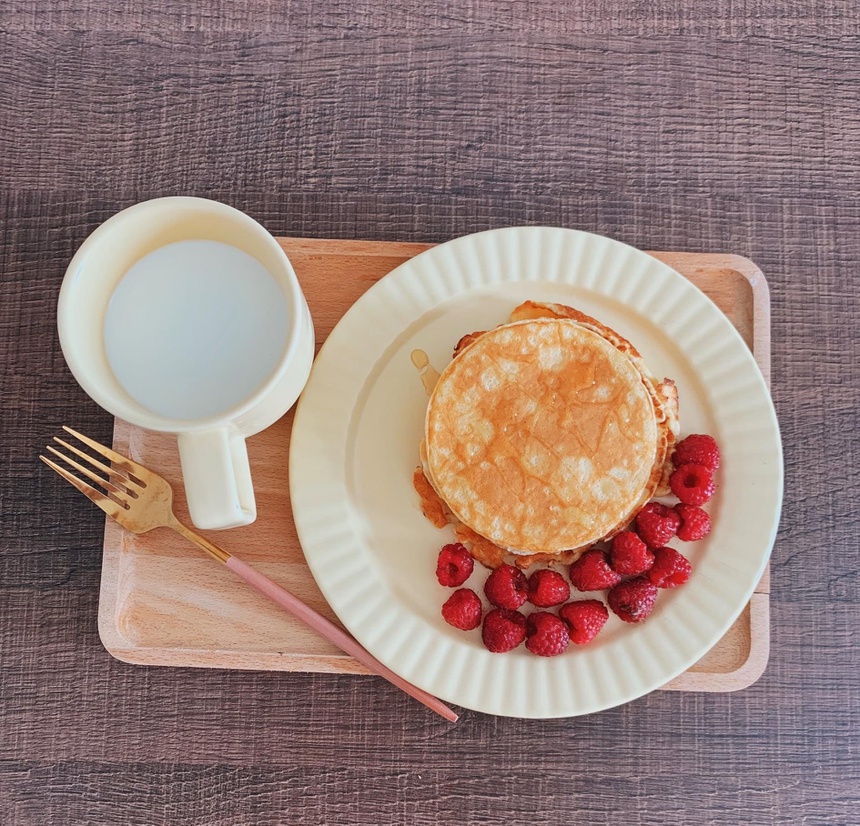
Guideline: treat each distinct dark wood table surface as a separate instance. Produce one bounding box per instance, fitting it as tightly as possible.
[2,2,858,824]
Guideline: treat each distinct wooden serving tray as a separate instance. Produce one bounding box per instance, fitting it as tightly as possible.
[99,238,771,692]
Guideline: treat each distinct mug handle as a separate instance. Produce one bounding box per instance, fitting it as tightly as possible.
[177,428,256,529]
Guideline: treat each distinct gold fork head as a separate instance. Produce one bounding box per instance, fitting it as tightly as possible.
[40,425,176,534]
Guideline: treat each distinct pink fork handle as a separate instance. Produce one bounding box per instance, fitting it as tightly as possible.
[224,555,458,722]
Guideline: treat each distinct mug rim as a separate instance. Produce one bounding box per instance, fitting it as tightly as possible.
[58,196,306,432]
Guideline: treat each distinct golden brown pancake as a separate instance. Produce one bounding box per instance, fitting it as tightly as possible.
[425,317,660,554]
[422,302,677,566]
[414,301,679,567]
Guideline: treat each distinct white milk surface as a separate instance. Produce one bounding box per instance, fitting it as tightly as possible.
[104,240,289,420]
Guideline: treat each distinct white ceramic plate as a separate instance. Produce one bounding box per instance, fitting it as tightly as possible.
[289,227,783,718]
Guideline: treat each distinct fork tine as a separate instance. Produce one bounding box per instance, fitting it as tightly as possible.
[61,425,148,481]
[40,455,126,518]
[51,437,140,494]
[45,445,131,500]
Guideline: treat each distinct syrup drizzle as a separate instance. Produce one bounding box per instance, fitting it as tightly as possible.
[410,349,440,396]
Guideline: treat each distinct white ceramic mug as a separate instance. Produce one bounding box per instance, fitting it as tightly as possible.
[58,197,314,529]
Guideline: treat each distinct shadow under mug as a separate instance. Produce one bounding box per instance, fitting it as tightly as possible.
[58,196,315,529]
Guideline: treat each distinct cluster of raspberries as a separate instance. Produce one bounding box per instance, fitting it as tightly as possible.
[436,434,720,657]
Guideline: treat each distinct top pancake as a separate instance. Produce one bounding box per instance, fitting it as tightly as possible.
[424,317,659,554]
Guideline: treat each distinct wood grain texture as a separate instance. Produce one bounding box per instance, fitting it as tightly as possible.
[2,1,860,35]
[1,1,859,823]
[2,32,860,197]
[99,241,770,692]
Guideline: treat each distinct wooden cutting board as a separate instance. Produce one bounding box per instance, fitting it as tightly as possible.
[99,238,771,692]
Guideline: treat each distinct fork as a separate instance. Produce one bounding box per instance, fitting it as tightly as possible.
[41,426,458,723]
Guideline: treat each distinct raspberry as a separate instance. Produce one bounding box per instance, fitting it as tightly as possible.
[608,577,658,623]
[482,608,527,653]
[673,434,720,473]
[647,547,692,588]
[440,588,483,630]
[435,543,474,587]
[669,463,716,506]
[609,530,655,576]
[674,504,712,541]
[569,550,622,592]
[559,600,609,645]
[527,568,571,607]
[635,502,681,547]
[525,612,570,657]
[484,564,528,610]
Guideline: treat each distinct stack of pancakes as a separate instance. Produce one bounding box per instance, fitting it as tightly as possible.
[413,301,679,569]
